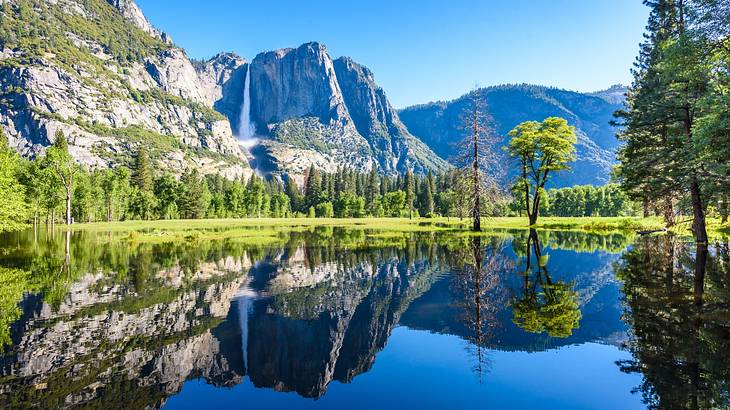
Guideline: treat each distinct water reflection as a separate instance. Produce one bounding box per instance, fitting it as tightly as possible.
[0,227,722,408]
[511,229,581,338]
[616,236,730,409]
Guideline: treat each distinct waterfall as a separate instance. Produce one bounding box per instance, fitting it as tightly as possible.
[237,64,258,149]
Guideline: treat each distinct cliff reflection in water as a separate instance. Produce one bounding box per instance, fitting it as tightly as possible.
[0,227,688,408]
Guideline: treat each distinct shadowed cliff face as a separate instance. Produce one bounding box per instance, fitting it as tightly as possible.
[250,43,349,126]
[238,42,450,178]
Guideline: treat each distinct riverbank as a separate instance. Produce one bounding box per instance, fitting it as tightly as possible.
[24,216,721,244]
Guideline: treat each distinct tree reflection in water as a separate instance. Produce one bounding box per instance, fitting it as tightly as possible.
[448,235,509,380]
[511,229,582,338]
[616,235,730,410]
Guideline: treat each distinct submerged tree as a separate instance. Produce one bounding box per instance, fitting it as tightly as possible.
[506,118,577,225]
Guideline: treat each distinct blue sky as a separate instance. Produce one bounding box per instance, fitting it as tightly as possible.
[136,0,649,108]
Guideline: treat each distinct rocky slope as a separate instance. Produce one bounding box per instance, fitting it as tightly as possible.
[399,85,627,187]
[0,0,253,179]
[242,42,451,179]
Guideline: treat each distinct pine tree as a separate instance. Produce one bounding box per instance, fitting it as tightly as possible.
[132,147,154,193]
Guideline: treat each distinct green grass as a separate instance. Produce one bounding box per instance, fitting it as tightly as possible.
[56,216,688,244]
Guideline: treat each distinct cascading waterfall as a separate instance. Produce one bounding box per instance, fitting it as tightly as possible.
[237,64,258,149]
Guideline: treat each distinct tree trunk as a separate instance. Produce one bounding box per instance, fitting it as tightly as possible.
[690,176,708,243]
[65,189,72,225]
[682,107,707,243]
[664,195,675,227]
[643,198,650,218]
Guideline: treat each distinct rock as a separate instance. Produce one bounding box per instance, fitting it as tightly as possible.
[237,42,450,179]
[0,0,252,180]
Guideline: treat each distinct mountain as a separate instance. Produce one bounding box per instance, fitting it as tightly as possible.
[399,85,627,187]
[0,0,255,179]
[1,0,621,186]
[239,42,450,180]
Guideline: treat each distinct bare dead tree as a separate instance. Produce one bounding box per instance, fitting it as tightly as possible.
[451,89,503,231]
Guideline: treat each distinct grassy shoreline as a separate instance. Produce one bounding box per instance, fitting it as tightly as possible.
[58,216,666,236]
[16,216,729,244]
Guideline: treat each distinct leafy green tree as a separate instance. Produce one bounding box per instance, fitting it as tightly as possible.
[382,190,406,217]
[44,131,78,224]
[0,128,28,231]
[270,192,291,217]
[506,117,577,225]
[154,173,180,220]
[284,177,302,213]
[404,171,416,219]
[315,201,334,218]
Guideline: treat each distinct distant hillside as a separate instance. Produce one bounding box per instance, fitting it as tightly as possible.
[399,85,627,187]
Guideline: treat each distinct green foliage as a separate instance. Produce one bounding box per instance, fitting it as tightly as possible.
[615,0,729,240]
[0,129,28,231]
[506,117,577,224]
[541,184,637,217]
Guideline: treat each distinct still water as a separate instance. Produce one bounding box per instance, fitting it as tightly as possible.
[0,227,727,409]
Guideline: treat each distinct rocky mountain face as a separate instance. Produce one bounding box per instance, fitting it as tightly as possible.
[0,0,252,179]
[239,42,451,180]
[1,0,623,186]
[399,85,627,187]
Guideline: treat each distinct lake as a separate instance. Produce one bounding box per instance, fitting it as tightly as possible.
[0,226,727,409]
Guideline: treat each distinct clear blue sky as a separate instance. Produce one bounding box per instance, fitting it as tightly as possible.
[136,0,649,108]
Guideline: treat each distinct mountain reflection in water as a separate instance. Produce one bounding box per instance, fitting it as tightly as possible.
[0,227,726,409]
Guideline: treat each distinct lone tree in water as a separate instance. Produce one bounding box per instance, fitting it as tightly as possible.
[506,117,576,225]
[44,131,78,225]
[453,90,501,231]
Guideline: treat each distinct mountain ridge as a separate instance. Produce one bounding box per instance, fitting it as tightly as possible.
[399,84,626,187]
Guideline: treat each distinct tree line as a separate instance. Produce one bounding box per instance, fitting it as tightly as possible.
[616,0,729,243]
[0,126,641,229]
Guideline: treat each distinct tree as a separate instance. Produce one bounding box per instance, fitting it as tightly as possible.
[382,190,406,217]
[132,147,154,193]
[179,169,210,219]
[615,0,729,242]
[418,176,434,216]
[506,117,577,225]
[0,128,28,231]
[404,171,416,219]
[315,201,334,218]
[452,90,501,231]
[44,131,78,224]
[285,176,302,214]
[154,173,180,220]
